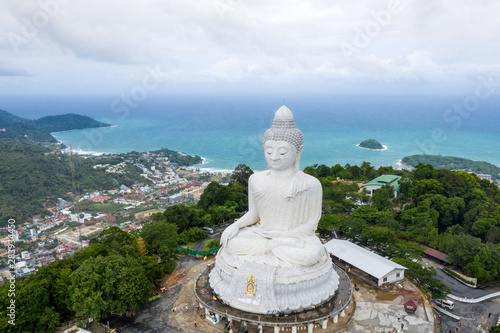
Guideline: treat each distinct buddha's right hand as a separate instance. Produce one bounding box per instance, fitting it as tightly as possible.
[221,223,240,248]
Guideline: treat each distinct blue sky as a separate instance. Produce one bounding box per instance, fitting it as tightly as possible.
[1,0,500,96]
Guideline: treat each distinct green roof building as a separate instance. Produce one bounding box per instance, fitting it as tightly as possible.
[362,175,402,198]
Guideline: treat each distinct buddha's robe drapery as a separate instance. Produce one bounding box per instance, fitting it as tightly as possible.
[225,170,325,267]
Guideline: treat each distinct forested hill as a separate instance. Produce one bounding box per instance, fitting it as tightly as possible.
[0,110,55,142]
[36,113,111,133]
[0,141,143,226]
[0,109,111,143]
[402,154,500,180]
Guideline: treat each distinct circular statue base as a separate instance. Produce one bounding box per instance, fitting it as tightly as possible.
[195,262,353,331]
[209,249,339,314]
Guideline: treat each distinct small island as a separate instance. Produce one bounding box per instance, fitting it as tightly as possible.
[358,139,385,150]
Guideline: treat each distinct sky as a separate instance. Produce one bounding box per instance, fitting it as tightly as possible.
[1,0,500,96]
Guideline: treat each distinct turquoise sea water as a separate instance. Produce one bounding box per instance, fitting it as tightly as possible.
[2,94,500,172]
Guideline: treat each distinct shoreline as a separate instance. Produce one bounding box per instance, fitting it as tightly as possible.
[50,124,116,135]
[356,144,388,151]
[190,158,234,174]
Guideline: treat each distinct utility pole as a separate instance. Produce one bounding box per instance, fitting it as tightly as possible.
[70,146,84,250]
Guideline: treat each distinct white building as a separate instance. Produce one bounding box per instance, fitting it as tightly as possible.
[324,239,407,286]
[15,261,27,270]
[10,229,19,242]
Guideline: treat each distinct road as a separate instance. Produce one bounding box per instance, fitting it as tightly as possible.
[435,267,500,332]
[193,226,225,252]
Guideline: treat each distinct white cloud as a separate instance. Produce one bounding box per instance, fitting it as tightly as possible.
[0,0,500,94]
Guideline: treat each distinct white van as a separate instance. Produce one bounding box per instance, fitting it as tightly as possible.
[203,227,214,234]
[434,299,454,310]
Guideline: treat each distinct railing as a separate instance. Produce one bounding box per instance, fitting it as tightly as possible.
[176,246,221,257]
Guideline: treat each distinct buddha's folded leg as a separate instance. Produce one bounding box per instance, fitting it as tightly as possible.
[225,227,268,257]
[271,236,324,267]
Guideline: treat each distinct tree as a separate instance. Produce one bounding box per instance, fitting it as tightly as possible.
[162,204,203,232]
[140,254,172,280]
[340,217,368,239]
[439,170,473,198]
[392,258,450,299]
[398,177,413,199]
[140,220,179,261]
[490,325,500,333]
[318,213,344,231]
[413,163,438,181]
[329,164,344,178]
[179,227,207,244]
[231,164,253,189]
[25,258,74,318]
[13,282,60,332]
[426,195,465,232]
[465,246,500,283]
[371,184,394,211]
[69,255,152,320]
[361,226,396,246]
[137,237,148,256]
[91,226,137,248]
[197,181,247,212]
[360,161,377,179]
[351,206,381,224]
[410,179,444,201]
[442,234,483,268]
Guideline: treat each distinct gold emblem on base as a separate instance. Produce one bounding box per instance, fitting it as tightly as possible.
[244,274,257,297]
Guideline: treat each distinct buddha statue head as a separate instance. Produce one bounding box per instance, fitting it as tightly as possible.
[263,106,303,171]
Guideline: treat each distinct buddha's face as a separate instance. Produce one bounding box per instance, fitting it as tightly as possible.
[264,140,302,171]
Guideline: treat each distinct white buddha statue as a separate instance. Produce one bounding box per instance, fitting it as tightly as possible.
[220,106,324,268]
[209,105,338,314]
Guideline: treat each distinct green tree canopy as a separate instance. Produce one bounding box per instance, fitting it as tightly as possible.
[69,255,152,321]
[392,258,450,299]
[231,163,254,189]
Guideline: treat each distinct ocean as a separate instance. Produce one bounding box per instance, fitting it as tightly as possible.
[2,94,500,173]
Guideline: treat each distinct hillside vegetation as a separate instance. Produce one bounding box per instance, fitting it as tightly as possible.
[305,161,500,285]
[402,155,500,180]
[35,113,111,133]
[0,141,144,226]
[0,110,55,142]
[0,109,110,144]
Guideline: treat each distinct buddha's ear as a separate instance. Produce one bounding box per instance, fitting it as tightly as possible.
[294,146,303,171]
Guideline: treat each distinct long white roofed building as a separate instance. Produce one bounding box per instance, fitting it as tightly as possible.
[324,239,407,287]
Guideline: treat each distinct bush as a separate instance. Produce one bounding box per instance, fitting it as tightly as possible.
[179,227,207,245]
[165,261,176,274]
[444,268,475,286]
[203,239,220,252]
